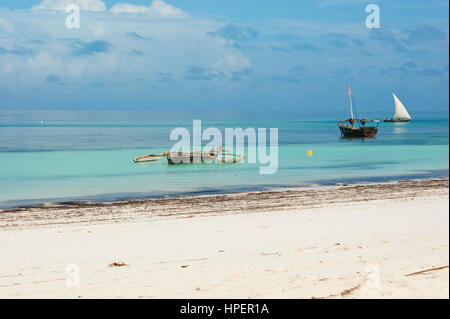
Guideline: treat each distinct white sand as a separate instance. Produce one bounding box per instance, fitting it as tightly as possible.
[0,194,448,299]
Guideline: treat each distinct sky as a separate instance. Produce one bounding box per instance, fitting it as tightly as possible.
[0,0,448,113]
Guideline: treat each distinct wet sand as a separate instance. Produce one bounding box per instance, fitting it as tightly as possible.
[1,178,448,229]
[0,178,448,298]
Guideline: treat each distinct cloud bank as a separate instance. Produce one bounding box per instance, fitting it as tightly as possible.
[33,0,106,11]
[0,0,448,110]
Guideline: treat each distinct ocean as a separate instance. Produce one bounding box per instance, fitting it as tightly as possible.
[0,110,448,208]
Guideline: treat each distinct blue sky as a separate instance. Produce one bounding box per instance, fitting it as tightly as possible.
[0,0,448,113]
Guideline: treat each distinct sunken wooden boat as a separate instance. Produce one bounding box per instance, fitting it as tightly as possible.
[133,146,246,165]
[166,148,221,164]
[384,93,411,122]
[338,85,379,138]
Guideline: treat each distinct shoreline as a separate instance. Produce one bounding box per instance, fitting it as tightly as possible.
[1,169,448,210]
[0,177,448,298]
[1,177,448,230]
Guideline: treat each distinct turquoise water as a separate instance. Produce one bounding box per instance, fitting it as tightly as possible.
[0,110,448,208]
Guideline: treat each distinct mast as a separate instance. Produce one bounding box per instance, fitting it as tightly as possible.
[348,85,354,127]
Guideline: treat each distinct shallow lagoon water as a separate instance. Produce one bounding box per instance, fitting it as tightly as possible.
[0,110,448,208]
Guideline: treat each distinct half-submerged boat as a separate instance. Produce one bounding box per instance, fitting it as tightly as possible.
[133,146,246,165]
[338,85,379,138]
[166,146,223,164]
[384,93,411,122]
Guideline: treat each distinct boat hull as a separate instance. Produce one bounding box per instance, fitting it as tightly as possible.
[166,152,217,164]
[338,125,378,138]
[384,119,410,122]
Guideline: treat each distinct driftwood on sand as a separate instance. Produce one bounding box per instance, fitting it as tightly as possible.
[405,265,449,277]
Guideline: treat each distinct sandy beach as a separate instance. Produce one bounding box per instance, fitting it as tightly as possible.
[0,178,448,299]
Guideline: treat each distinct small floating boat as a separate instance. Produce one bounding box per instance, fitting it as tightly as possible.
[384,93,411,122]
[338,85,379,138]
[338,118,379,138]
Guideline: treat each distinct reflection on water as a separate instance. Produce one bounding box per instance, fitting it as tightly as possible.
[340,136,376,143]
[393,126,408,134]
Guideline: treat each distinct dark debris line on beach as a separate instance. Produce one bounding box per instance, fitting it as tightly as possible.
[0,178,448,230]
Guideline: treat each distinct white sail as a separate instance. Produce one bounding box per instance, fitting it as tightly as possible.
[392,93,411,120]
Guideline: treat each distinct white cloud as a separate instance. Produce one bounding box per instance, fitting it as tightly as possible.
[150,0,188,18]
[0,17,15,33]
[214,52,251,74]
[109,3,148,14]
[110,0,189,18]
[0,4,250,91]
[33,0,106,11]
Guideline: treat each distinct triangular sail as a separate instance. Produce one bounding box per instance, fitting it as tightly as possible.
[392,93,411,120]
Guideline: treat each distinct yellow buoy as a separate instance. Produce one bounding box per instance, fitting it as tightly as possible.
[307,150,313,156]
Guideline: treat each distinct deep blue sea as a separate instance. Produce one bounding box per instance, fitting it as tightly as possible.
[0,110,448,208]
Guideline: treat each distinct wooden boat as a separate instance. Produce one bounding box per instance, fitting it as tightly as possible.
[133,146,245,165]
[166,149,219,164]
[338,85,379,138]
[338,119,379,137]
[384,93,411,122]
